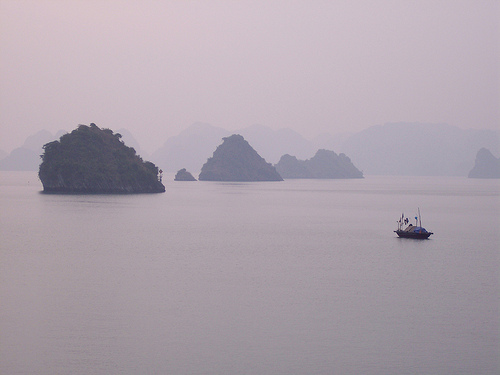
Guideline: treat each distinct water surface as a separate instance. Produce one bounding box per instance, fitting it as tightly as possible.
[1,172,498,374]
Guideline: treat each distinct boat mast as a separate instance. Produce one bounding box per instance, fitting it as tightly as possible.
[418,207,422,227]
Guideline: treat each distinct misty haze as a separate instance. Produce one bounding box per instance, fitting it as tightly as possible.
[1,1,498,375]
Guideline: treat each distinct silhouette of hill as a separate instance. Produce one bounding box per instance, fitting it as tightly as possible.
[6,121,498,177]
[236,124,315,164]
[0,147,40,171]
[275,150,363,179]
[116,128,149,159]
[340,122,500,176]
[311,131,354,154]
[0,130,57,171]
[274,154,314,178]
[39,124,165,193]
[153,121,499,177]
[174,168,197,181]
[198,134,283,181]
[150,123,315,174]
[468,148,500,178]
[22,129,54,151]
[151,122,230,174]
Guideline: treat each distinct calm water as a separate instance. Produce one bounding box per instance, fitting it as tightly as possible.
[1,171,498,375]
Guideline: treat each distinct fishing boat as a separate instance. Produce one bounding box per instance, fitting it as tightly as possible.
[395,208,433,239]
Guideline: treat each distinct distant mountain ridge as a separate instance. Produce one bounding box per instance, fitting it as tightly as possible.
[0,130,62,171]
[152,122,499,177]
[3,122,498,176]
[151,122,230,175]
[339,122,500,176]
[151,122,315,174]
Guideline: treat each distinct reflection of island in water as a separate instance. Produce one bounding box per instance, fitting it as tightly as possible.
[39,123,165,193]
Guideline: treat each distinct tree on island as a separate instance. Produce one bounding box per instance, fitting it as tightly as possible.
[39,123,165,193]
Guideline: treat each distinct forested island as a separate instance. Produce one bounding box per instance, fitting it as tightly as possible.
[38,124,165,193]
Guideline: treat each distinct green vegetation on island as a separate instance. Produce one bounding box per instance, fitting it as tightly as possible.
[39,123,165,193]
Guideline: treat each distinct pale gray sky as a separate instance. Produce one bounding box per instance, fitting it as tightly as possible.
[1,0,498,153]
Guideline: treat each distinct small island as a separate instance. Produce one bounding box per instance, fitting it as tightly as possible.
[468,148,500,179]
[275,149,363,179]
[198,134,283,181]
[174,168,197,181]
[38,123,165,193]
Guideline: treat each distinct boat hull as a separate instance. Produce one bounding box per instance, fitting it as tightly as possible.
[395,230,432,239]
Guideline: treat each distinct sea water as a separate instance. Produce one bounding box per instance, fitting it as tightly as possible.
[1,171,498,375]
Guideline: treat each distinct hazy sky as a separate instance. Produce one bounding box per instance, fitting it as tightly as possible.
[1,0,498,153]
